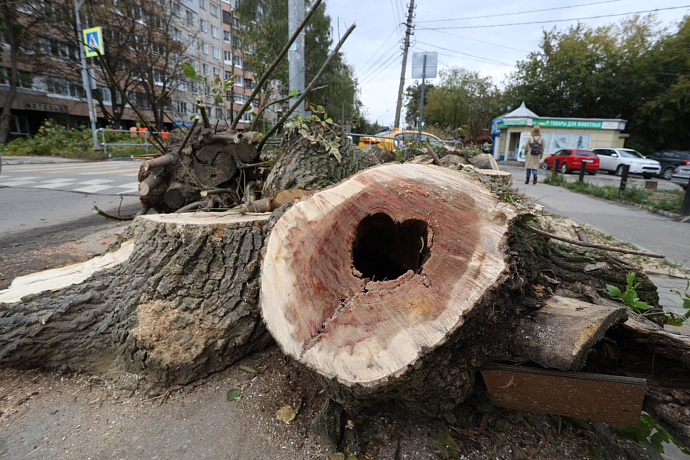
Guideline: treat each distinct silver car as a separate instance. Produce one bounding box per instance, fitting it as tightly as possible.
[671,165,690,190]
[592,148,661,179]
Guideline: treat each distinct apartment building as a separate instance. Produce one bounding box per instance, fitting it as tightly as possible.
[0,0,265,139]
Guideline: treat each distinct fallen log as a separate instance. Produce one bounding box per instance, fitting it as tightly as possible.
[0,211,276,384]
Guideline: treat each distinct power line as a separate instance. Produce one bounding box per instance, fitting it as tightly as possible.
[417,5,690,30]
[357,50,403,84]
[357,39,401,78]
[422,29,531,53]
[357,26,400,74]
[415,41,512,66]
[416,0,625,23]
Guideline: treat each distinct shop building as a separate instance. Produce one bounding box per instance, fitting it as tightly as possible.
[491,102,628,161]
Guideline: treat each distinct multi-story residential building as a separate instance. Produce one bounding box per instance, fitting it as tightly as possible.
[0,0,269,141]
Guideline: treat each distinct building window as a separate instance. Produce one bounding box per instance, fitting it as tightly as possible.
[153,69,165,84]
[177,101,188,113]
[224,50,232,62]
[212,46,220,59]
[199,0,205,9]
[177,79,187,91]
[213,67,220,76]
[222,10,231,24]
[0,68,34,89]
[187,33,195,47]
[191,81,199,94]
[244,78,253,89]
[233,55,242,68]
[172,28,182,41]
[235,74,243,86]
[211,25,219,38]
[224,70,232,80]
[233,36,241,48]
[186,10,194,25]
[210,3,218,17]
[216,107,223,118]
[226,89,233,100]
[234,92,246,103]
[171,2,180,16]
[233,17,239,28]
[135,93,151,109]
[223,30,231,42]
[200,19,207,32]
[203,63,209,76]
[202,41,209,54]
[242,112,253,122]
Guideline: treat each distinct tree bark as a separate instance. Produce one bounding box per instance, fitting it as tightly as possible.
[0,211,277,385]
[262,121,379,197]
[261,164,526,416]
[0,4,20,145]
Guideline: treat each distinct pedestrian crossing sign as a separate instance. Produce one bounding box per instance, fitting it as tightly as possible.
[83,27,104,57]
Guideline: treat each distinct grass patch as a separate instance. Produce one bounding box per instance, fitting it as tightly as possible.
[543,173,685,215]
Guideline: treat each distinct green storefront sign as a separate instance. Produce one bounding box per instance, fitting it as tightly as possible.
[535,119,603,129]
[497,118,605,130]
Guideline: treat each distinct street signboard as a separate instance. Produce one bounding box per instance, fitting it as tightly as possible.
[411,52,438,79]
[83,27,104,57]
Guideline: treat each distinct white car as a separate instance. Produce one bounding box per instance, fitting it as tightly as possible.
[592,148,661,179]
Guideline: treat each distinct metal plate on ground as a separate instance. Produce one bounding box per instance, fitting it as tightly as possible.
[481,364,646,426]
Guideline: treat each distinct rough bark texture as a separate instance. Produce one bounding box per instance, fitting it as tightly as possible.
[0,212,276,384]
[139,127,262,213]
[263,121,379,197]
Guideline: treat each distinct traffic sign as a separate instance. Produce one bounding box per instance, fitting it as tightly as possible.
[83,27,104,57]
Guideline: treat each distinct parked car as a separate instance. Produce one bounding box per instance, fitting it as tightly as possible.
[358,129,454,152]
[671,165,690,190]
[591,148,660,179]
[646,149,690,180]
[541,149,600,174]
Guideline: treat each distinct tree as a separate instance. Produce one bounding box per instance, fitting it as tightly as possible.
[0,1,42,144]
[236,0,361,125]
[36,0,190,130]
[421,68,503,140]
[403,81,434,129]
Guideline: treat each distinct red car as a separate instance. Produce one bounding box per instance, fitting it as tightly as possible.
[541,149,600,174]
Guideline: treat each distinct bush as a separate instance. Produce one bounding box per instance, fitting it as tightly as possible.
[0,120,147,158]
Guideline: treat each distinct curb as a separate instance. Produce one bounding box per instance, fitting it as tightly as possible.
[634,204,689,224]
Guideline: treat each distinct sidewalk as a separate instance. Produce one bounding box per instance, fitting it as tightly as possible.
[0,155,87,165]
[503,163,690,319]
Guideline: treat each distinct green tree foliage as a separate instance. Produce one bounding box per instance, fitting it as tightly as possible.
[505,15,690,151]
[411,67,503,140]
[403,81,434,129]
[236,0,362,125]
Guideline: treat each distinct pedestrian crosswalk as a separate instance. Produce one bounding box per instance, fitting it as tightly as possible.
[0,161,142,195]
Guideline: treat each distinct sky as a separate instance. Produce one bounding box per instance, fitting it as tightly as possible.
[323,0,690,128]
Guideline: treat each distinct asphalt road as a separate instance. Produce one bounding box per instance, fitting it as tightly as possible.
[0,160,141,238]
[501,162,690,268]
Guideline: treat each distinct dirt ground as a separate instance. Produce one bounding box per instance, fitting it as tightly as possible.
[0,217,688,460]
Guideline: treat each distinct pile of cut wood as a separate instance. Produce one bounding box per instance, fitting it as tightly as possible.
[1,124,689,450]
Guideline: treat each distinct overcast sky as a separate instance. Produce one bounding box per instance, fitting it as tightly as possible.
[323,0,690,128]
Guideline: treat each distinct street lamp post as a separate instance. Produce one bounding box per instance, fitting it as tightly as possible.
[74,0,100,151]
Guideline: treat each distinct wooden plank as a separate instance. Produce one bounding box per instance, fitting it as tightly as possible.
[481,364,646,426]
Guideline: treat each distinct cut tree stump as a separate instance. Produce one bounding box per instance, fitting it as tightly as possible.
[0,211,276,384]
[261,163,522,416]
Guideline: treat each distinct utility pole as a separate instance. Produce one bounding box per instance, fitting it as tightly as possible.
[393,0,415,129]
[74,0,100,150]
[288,0,305,115]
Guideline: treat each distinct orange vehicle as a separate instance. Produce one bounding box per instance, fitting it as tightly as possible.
[358,128,455,152]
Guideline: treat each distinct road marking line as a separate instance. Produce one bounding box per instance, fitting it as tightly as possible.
[71,184,115,193]
[80,179,114,185]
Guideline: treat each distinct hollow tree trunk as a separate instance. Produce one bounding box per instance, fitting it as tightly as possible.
[261,163,529,416]
[0,211,276,384]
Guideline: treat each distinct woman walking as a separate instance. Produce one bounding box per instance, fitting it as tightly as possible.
[524,125,545,184]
